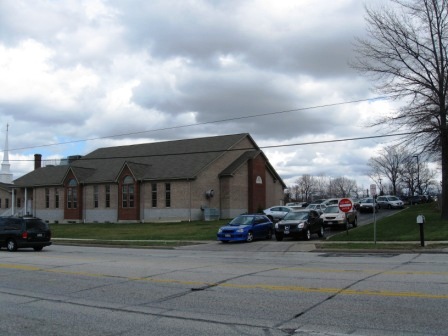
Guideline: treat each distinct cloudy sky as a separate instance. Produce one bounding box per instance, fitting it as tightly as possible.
[0,0,404,191]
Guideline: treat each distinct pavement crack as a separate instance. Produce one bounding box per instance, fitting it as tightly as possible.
[189,267,281,291]
[275,256,420,329]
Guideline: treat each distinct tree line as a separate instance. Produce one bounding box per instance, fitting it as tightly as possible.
[287,145,439,203]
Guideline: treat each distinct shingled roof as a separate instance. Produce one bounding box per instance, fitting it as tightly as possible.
[14,133,275,187]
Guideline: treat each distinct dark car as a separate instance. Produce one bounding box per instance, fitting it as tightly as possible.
[217,214,273,243]
[408,195,427,205]
[358,198,379,213]
[0,216,52,252]
[274,210,324,241]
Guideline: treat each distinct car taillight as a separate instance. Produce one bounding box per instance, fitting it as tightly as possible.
[22,231,28,239]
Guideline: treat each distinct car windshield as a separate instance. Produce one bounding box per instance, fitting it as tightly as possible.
[283,211,308,220]
[362,199,373,203]
[306,204,317,209]
[229,216,254,226]
[388,196,399,201]
[323,206,340,214]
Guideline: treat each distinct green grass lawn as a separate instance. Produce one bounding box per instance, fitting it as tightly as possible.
[328,202,448,241]
[50,220,228,241]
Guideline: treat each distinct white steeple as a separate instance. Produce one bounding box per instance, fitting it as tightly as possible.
[0,124,13,184]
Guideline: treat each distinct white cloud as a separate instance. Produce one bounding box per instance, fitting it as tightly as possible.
[0,0,416,190]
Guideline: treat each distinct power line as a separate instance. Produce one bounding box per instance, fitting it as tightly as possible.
[8,130,425,162]
[8,95,394,152]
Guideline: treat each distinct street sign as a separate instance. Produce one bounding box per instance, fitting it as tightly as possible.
[370,184,377,197]
[338,198,353,213]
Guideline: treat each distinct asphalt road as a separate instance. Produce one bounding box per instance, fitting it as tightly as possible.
[0,244,447,335]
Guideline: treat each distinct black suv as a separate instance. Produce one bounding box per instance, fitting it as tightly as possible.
[0,217,52,252]
[274,209,324,241]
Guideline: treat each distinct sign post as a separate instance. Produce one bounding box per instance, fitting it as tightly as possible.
[370,184,377,244]
[338,198,353,235]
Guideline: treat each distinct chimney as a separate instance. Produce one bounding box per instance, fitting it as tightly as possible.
[34,154,42,170]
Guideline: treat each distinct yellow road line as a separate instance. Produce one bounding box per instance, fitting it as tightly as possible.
[279,267,448,276]
[1,263,447,299]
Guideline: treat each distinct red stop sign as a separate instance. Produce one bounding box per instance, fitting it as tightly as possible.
[338,198,353,213]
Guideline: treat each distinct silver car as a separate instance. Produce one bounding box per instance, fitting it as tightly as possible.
[376,195,404,209]
[263,206,294,222]
[306,203,326,215]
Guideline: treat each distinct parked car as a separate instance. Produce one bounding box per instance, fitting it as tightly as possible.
[263,206,294,222]
[321,198,340,207]
[274,210,324,241]
[320,205,358,229]
[376,195,404,209]
[352,199,361,210]
[286,202,307,207]
[0,216,52,252]
[217,214,273,243]
[305,203,326,215]
[358,198,379,213]
[408,195,427,205]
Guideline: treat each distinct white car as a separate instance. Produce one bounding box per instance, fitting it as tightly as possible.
[320,205,358,229]
[263,206,294,222]
[305,203,326,214]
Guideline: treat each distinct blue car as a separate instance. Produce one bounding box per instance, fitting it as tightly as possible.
[217,214,273,243]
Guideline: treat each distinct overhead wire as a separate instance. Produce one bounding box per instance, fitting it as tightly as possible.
[8,95,395,153]
[4,94,417,163]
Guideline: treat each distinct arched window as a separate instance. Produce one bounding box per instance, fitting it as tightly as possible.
[67,178,78,209]
[122,175,135,208]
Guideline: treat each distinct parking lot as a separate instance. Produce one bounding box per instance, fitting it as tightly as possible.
[183,209,400,253]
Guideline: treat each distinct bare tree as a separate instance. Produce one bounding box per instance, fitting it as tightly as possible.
[331,177,357,198]
[368,145,408,195]
[287,184,300,202]
[353,0,448,219]
[314,174,329,199]
[295,174,317,202]
[399,153,437,195]
[400,156,419,195]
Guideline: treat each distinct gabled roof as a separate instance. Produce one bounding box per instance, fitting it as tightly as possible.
[14,165,68,187]
[220,150,260,177]
[220,150,286,188]
[0,182,13,192]
[14,133,259,187]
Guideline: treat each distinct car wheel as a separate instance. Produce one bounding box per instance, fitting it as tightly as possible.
[304,229,311,241]
[275,232,284,241]
[317,226,324,238]
[246,231,254,242]
[388,204,392,209]
[266,229,273,240]
[352,217,358,228]
[6,239,17,252]
[33,246,44,251]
